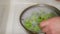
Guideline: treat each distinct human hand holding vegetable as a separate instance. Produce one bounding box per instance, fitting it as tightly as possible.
[40,17,60,34]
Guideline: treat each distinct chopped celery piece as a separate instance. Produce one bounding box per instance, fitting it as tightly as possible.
[25,19,32,29]
[33,25,40,32]
[24,11,57,32]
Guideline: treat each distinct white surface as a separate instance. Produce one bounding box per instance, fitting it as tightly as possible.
[1,0,60,34]
[0,0,10,34]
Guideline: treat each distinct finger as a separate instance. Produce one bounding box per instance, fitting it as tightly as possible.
[42,27,52,34]
[46,31,51,34]
[42,26,48,32]
[40,17,58,28]
[40,20,46,27]
[40,20,49,28]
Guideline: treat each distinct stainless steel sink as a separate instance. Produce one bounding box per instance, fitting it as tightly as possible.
[0,0,60,34]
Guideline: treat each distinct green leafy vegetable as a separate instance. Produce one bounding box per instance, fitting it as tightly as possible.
[24,11,57,33]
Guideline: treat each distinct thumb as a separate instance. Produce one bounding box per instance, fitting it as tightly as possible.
[40,20,49,28]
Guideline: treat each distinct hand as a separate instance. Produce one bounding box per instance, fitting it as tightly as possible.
[40,17,60,34]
